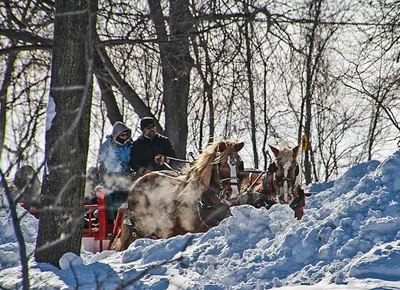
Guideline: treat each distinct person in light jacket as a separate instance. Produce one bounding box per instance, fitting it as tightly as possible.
[98,121,132,179]
[97,121,135,220]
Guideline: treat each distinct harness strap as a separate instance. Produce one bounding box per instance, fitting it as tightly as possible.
[219,177,240,185]
[216,163,241,186]
[262,165,275,197]
[290,186,305,212]
[196,199,212,228]
[243,171,265,194]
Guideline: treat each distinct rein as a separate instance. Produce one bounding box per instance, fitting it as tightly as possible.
[165,156,193,164]
[241,170,265,194]
[162,161,180,174]
[155,155,191,174]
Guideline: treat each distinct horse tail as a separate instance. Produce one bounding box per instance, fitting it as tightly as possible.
[110,212,136,251]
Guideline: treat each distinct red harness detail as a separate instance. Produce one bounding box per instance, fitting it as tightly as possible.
[264,169,304,210]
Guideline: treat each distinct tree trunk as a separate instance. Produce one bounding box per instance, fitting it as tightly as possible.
[147,0,194,159]
[0,54,17,160]
[96,75,123,125]
[35,0,94,267]
[244,7,259,169]
[303,0,323,185]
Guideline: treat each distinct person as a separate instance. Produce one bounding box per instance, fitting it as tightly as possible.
[130,117,177,176]
[98,121,133,185]
[97,121,134,221]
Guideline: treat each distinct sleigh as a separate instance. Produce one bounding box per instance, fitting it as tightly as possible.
[19,185,124,253]
[81,187,114,252]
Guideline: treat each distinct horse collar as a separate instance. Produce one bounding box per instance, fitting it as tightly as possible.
[197,195,230,228]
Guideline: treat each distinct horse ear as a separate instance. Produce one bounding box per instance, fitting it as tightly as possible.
[234,142,244,152]
[217,142,227,152]
[292,143,301,158]
[269,145,280,158]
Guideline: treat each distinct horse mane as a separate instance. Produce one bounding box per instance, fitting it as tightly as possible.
[272,143,300,165]
[186,140,240,186]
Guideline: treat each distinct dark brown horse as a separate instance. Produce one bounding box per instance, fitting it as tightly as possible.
[111,140,245,251]
[9,165,41,205]
[239,143,305,220]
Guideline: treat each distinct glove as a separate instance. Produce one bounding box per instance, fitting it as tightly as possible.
[154,154,165,166]
[137,167,151,176]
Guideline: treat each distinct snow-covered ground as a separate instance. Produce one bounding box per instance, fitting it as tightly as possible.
[1,149,400,289]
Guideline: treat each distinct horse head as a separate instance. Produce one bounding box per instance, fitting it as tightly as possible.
[189,140,244,207]
[268,143,301,205]
[238,143,305,220]
[212,141,245,205]
[12,165,41,204]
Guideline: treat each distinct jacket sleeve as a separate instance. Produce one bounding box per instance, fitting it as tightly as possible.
[98,140,119,172]
[98,142,109,171]
[164,139,177,158]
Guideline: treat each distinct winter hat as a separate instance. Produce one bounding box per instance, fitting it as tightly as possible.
[140,117,156,130]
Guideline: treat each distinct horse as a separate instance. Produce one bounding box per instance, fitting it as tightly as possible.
[110,140,245,251]
[9,165,42,205]
[239,143,305,220]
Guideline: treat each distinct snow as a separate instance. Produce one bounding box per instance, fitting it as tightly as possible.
[46,95,56,131]
[1,150,400,289]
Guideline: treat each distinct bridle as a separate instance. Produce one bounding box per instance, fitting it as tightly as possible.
[197,154,243,228]
[272,158,300,203]
[214,154,243,203]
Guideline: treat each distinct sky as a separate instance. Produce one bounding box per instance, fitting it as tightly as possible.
[0,149,400,289]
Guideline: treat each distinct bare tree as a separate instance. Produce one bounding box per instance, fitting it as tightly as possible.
[146,0,194,158]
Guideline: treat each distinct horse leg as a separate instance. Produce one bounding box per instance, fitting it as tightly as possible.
[110,215,135,251]
[295,208,304,220]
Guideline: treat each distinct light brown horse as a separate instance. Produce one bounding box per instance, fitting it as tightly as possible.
[111,140,244,251]
[239,143,305,220]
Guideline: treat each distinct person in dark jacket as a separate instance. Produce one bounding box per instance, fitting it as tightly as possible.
[130,117,177,176]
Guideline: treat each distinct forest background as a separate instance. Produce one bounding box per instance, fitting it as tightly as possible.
[1,0,400,184]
